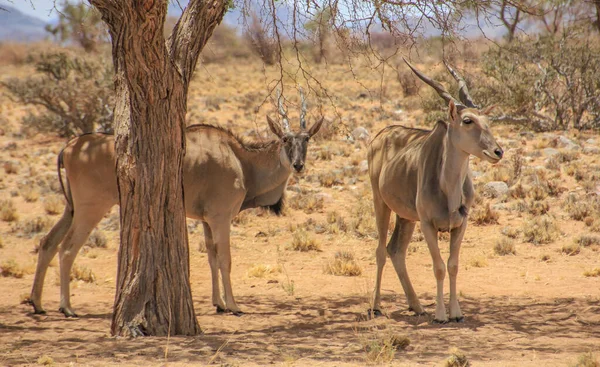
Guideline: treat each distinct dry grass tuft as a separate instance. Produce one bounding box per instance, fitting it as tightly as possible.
[86,230,107,248]
[444,347,471,367]
[71,264,96,283]
[522,216,561,245]
[583,268,600,278]
[37,355,55,366]
[247,264,282,278]
[290,229,321,252]
[3,161,18,174]
[1,259,28,278]
[324,251,362,276]
[43,195,64,215]
[468,256,488,268]
[560,243,581,256]
[288,193,324,214]
[20,185,41,202]
[0,199,19,222]
[572,352,600,367]
[363,332,410,364]
[18,216,53,236]
[501,226,521,239]
[494,238,516,256]
[576,234,600,249]
[470,203,499,225]
[326,211,348,234]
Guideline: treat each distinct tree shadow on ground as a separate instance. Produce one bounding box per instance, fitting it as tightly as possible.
[2,293,599,365]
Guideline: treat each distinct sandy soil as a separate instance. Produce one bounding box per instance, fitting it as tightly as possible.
[1,57,600,366]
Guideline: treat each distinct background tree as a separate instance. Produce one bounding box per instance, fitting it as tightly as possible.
[304,6,333,63]
[87,0,228,337]
[45,1,107,53]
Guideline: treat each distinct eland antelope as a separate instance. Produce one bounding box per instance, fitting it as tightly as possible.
[29,89,323,317]
[368,59,503,323]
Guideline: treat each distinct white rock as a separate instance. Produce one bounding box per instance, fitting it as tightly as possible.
[484,181,509,198]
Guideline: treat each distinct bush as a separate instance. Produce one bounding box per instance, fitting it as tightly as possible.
[244,14,277,66]
[2,51,114,137]
[481,28,600,131]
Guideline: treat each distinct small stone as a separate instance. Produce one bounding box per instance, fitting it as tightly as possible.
[542,148,560,157]
[484,181,509,198]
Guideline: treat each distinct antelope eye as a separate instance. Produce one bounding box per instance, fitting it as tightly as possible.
[282,137,288,143]
[463,118,473,125]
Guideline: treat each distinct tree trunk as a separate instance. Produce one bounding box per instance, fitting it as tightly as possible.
[90,0,227,337]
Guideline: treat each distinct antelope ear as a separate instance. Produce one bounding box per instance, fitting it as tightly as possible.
[307,117,324,137]
[482,104,497,115]
[448,100,459,124]
[267,116,284,138]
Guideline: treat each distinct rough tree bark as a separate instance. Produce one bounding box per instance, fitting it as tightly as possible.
[88,0,227,337]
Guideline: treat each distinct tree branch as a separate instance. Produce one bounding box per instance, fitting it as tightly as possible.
[167,0,228,86]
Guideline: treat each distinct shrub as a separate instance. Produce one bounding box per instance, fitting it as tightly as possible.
[0,259,26,278]
[2,51,114,137]
[43,195,64,215]
[444,347,471,367]
[244,14,277,65]
[0,199,19,222]
[86,230,107,248]
[481,28,600,131]
[470,203,499,225]
[494,238,516,256]
[522,216,561,245]
[583,268,600,278]
[18,216,53,236]
[71,264,96,283]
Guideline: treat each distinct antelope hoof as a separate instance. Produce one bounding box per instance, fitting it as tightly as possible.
[432,318,448,324]
[367,308,384,318]
[215,305,227,314]
[27,299,46,315]
[59,307,78,318]
[231,310,244,317]
[450,316,465,323]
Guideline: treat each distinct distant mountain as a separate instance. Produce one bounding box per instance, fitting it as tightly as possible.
[0,5,48,42]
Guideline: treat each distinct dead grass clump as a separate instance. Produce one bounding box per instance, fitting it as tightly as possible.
[326,211,348,234]
[545,156,561,171]
[363,332,410,364]
[468,257,488,268]
[290,229,321,252]
[247,264,282,278]
[527,199,550,216]
[324,251,362,276]
[560,243,581,256]
[583,268,600,277]
[563,194,593,221]
[1,259,27,278]
[509,183,526,199]
[3,161,18,174]
[522,216,560,245]
[43,195,64,215]
[71,264,96,283]
[572,352,600,367]
[527,184,548,201]
[494,238,516,256]
[318,171,343,187]
[488,165,512,183]
[351,197,377,238]
[444,347,471,367]
[501,226,521,239]
[576,234,600,249]
[470,203,499,225]
[36,355,55,366]
[287,193,324,214]
[20,185,40,202]
[86,230,107,248]
[19,216,53,236]
[232,209,251,225]
[0,199,19,222]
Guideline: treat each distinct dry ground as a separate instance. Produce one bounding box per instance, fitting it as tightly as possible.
[1,56,600,366]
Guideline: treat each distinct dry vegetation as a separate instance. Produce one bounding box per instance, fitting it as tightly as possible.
[1,27,600,367]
